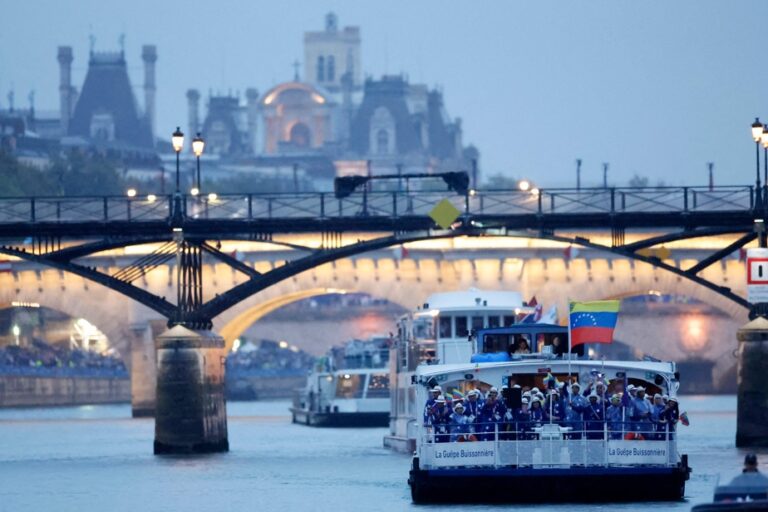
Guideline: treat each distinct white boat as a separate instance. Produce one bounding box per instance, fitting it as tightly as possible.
[406,322,691,503]
[384,289,533,452]
[290,336,390,427]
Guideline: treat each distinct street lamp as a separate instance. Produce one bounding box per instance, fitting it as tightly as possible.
[12,324,20,346]
[752,118,763,202]
[126,188,137,198]
[192,132,205,194]
[172,126,184,193]
[762,125,768,189]
[518,179,531,192]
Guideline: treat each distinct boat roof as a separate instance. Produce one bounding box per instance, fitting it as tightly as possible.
[418,289,525,313]
[416,358,676,378]
[478,324,566,335]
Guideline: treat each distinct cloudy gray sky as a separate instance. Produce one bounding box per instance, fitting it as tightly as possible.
[2,0,767,187]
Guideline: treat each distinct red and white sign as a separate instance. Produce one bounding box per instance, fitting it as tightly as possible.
[747,248,768,302]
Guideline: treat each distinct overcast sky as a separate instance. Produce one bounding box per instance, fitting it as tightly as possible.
[2,1,767,187]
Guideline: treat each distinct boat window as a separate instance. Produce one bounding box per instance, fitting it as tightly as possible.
[503,315,515,327]
[455,316,469,338]
[511,335,531,354]
[438,315,452,339]
[335,373,365,398]
[366,373,390,398]
[471,316,484,334]
[412,316,435,340]
[538,333,568,355]
[488,315,500,328]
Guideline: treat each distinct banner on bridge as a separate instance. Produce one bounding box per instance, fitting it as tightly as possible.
[747,248,768,303]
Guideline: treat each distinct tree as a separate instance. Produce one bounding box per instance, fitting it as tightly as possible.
[483,172,519,189]
[628,174,649,188]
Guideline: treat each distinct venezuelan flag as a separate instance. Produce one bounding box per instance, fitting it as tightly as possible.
[569,300,620,347]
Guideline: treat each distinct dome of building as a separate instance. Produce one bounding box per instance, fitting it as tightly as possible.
[261,82,331,107]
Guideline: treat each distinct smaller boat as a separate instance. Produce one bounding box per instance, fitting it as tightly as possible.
[290,336,390,427]
[692,454,768,511]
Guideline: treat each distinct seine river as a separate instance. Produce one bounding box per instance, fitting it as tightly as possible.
[0,395,763,512]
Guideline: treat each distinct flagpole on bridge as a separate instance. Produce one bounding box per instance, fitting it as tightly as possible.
[567,299,573,378]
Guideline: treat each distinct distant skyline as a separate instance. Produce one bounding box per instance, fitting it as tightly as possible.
[1,0,767,187]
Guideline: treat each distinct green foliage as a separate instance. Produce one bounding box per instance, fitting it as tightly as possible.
[0,150,124,197]
[628,174,650,188]
[483,172,519,189]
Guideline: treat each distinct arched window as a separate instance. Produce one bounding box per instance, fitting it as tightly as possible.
[376,129,389,155]
[289,123,311,147]
[327,55,335,82]
[316,56,325,82]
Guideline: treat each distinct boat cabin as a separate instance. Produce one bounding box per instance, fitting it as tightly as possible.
[472,324,584,363]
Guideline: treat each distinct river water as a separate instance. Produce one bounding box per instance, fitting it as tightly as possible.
[0,395,763,512]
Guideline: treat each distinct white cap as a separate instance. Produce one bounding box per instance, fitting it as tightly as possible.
[532,387,540,394]
[588,392,599,400]
[531,397,541,404]
[669,397,678,403]
[431,386,442,393]
[636,386,646,392]
[454,402,465,410]
[489,387,498,394]
[469,389,479,397]
[523,391,531,397]
[513,384,521,389]
[571,382,581,389]
[610,394,621,401]
[653,393,662,400]
[436,395,445,403]
[521,398,530,405]
[626,384,636,392]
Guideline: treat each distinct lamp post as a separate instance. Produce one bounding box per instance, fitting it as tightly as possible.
[762,125,768,199]
[172,127,185,194]
[191,132,205,196]
[12,324,20,346]
[576,158,582,190]
[751,118,763,206]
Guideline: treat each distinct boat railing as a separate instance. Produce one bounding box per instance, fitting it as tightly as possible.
[417,421,678,469]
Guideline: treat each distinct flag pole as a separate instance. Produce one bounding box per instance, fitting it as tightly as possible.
[567,299,573,378]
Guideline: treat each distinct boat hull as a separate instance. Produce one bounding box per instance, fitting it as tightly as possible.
[409,458,690,504]
[290,407,388,427]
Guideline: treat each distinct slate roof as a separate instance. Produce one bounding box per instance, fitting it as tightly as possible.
[68,52,153,149]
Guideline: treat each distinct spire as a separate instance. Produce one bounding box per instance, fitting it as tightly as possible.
[292,59,301,81]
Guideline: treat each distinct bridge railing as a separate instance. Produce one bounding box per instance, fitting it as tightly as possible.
[0,186,753,223]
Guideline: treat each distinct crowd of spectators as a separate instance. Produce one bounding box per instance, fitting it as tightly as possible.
[0,339,127,378]
[226,339,315,377]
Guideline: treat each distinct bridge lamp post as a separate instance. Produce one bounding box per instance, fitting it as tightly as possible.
[191,133,205,196]
[171,127,184,194]
[751,118,763,206]
[761,125,768,192]
[12,324,20,346]
[518,179,531,192]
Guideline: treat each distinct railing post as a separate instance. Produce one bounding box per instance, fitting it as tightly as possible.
[362,187,368,216]
[103,197,108,221]
[610,188,615,213]
[683,187,689,212]
[30,198,36,222]
[392,192,397,218]
[621,192,626,211]
[495,422,500,468]
[247,194,253,219]
[320,193,325,218]
[127,199,132,221]
[750,186,755,209]
[692,189,698,210]
[550,194,555,213]
[268,198,273,219]
[537,190,542,214]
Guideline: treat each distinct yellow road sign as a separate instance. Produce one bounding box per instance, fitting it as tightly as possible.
[429,199,461,229]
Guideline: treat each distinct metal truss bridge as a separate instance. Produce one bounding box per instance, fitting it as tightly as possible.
[0,185,760,327]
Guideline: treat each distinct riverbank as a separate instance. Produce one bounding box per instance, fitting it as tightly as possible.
[0,374,129,407]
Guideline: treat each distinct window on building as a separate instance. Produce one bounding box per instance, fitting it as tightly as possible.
[327,55,335,82]
[317,56,325,82]
[289,122,311,147]
[455,316,468,338]
[376,129,389,155]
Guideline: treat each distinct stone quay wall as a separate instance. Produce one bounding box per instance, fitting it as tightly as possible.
[0,374,130,407]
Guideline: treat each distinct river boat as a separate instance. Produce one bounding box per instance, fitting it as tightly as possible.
[407,322,691,503]
[290,336,390,427]
[384,289,534,453]
[691,458,768,511]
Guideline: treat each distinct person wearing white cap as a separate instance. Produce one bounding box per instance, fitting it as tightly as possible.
[515,397,532,439]
[584,393,605,439]
[631,386,652,438]
[428,395,450,443]
[463,389,483,422]
[477,386,507,441]
[660,397,680,440]
[529,396,545,429]
[606,393,624,439]
[449,402,472,442]
[650,394,666,440]
[566,382,588,439]
[423,386,442,426]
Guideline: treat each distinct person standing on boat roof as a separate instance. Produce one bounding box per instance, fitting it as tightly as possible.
[631,386,653,438]
[477,387,506,441]
[565,382,588,439]
[606,394,625,439]
[584,393,605,439]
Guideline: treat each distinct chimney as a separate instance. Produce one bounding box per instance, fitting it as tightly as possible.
[57,46,73,134]
[245,88,259,154]
[142,45,157,140]
[186,89,200,144]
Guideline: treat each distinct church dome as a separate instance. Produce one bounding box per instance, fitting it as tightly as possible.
[261,82,330,107]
